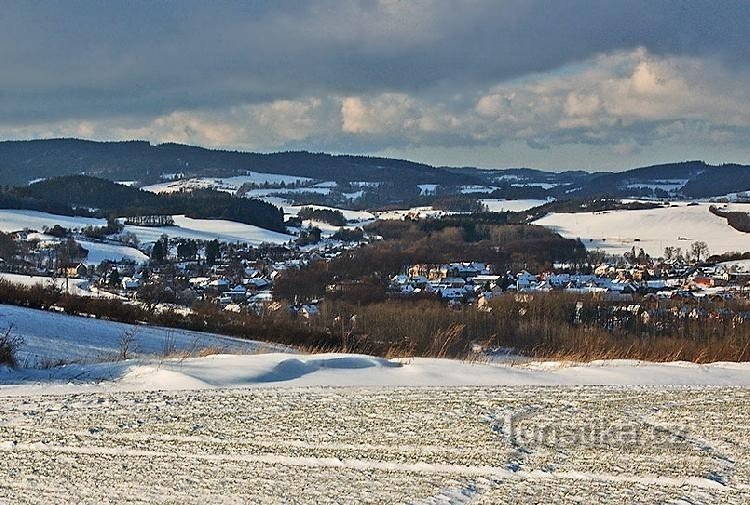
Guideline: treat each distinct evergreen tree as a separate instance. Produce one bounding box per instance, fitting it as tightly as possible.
[150,240,165,263]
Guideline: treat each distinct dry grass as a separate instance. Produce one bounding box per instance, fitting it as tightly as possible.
[0,326,23,368]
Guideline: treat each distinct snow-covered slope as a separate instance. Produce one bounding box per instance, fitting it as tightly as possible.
[123,215,294,245]
[0,209,292,247]
[0,209,104,232]
[0,273,115,298]
[142,172,314,194]
[75,239,149,265]
[0,304,285,368]
[3,348,749,393]
[535,202,750,256]
[481,199,550,212]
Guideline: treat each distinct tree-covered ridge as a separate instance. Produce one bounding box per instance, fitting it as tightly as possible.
[0,138,479,186]
[7,175,286,232]
[0,139,749,201]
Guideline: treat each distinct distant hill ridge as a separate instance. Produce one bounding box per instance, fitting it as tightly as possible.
[0,138,748,198]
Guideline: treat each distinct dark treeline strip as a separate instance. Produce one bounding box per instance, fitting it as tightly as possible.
[710,205,750,233]
[297,207,346,226]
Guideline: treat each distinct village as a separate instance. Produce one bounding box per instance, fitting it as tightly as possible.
[388,257,750,326]
[0,219,363,318]
[1,213,750,332]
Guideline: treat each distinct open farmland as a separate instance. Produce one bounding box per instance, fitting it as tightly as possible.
[534,202,750,256]
[122,214,294,246]
[0,387,748,504]
[0,209,294,248]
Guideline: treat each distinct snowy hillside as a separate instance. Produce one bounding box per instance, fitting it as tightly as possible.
[0,209,294,249]
[535,202,750,256]
[481,198,551,212]
[0,209,104,232]
[123,214,294,245]
[142,172,315,194]
[0,273,118,298]
[0,304,286,368]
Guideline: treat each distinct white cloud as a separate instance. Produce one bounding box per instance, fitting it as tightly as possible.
[0,48,747,163]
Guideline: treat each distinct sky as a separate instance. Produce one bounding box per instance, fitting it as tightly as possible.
[0,0,748,171]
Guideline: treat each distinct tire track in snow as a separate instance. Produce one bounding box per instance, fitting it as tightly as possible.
[0,442,737,491]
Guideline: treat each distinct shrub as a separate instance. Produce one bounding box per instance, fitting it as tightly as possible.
[0,327,23,368]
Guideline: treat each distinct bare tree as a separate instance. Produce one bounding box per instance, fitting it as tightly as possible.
[690,241,709,263]
[119,329,138,360]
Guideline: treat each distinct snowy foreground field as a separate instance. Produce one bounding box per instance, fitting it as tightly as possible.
[2,305,750,502]
[0,386,748,503]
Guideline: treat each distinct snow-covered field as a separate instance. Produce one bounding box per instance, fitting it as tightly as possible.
[481,199,550,212]
[535,202,750,256]
[0,386,748,503]
[0,304,285,368]
[142,172,314,194]
[4,348,750,392]
[75,239,149,265]
[0,273,117,298]
[243,186,333,199]
[1,304,749,501]
[283,204,375,223]
[123,215,294,245]
[375,206,448,220]
[0,209,104,232]
[0,209,292,255]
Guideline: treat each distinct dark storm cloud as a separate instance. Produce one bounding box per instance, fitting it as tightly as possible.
[0,0,747,123]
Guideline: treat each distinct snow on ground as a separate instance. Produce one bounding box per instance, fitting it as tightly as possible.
[0,209,104,233]
[722,203,750,213]
[3,347,750,392]
[243,186,333,199]
[221,172,314,186]
[0,273,113,298]
[481,199,550,212]
[284,204,375,223]
[75,239,149,265]
[142,172,314,194]
[2,304,749,501]
[0,386,748,502]
[625,179,689,192]
[0,304,286,368]
[714,191,750,202]
[534,202,750,256]
[313,181,337,188]
[720,259,750,271]
[511,182,560,189]
[461,185,501,194]
[123,215,293,245]
[418,184,438,195]
[96,354,750,389]
[342,190,364,200]
[375,206,448,220]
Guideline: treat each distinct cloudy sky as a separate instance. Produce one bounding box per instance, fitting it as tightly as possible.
[1,0,748,170]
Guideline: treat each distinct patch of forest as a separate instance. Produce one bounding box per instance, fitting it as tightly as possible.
[4,176,285,232]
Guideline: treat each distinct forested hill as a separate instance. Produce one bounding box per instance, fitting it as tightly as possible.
[4,176,286,232]
[0,138,481,186]
[0,139,748,199]
[567,161,750,199]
